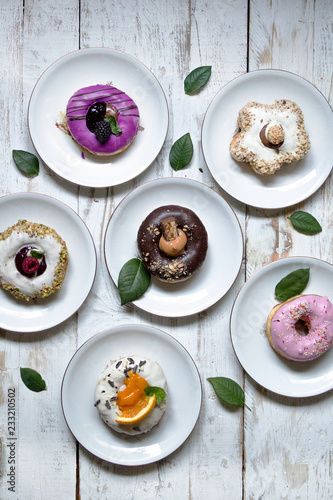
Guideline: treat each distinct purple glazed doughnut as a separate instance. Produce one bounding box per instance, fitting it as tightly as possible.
[66,84,140,156]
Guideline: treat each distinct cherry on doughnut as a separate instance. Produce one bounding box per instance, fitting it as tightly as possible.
[22,257,40,274]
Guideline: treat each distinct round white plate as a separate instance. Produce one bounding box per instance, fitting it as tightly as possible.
[230,257,333,397]
[0,193,96,332]
[202,70,333,209]
[61,324,202,465]
[104,177,244,317]
[28,48,169,187]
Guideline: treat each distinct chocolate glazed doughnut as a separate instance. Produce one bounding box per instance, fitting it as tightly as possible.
[137,205,208,282]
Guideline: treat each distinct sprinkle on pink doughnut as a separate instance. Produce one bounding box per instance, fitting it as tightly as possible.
[66,84,140,155]
[270,295,333,361]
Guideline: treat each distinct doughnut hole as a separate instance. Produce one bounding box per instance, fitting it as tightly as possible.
[295,318,310,336]
[106,104,118,121]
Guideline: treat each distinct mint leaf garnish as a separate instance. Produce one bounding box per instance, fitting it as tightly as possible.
[12,150,39,178]
[118,258,151,305]
[169,133,193,171]
[30,250,44,259]
[184,66,212,94]
[275,268,310,301]
[207,377,250,410]
[105,116,122,136]
[20,367,46,392]
[144,386,166,405]
[288,211,322,235]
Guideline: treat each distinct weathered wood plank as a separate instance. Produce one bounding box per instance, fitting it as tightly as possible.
[245,1,333,499]
[0,1,80,499]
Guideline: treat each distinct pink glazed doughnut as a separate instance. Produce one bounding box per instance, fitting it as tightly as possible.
[66,84,140,155]
[266,294,333,361]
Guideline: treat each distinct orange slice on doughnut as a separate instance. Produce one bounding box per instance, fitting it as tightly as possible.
[116,393,156,425]
[115,371,156,425]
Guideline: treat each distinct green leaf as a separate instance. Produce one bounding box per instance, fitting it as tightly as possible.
[207,377,250,410]
[30,250,44,259]
[144,386,166,405]
[288,211,322,235]
[20,367,46,392]
[12,150,39,178]
[169,133,193,171]
[184,66,212,94]
[104,116,122,136]
[118,258,151,305]
[275,268,310,301]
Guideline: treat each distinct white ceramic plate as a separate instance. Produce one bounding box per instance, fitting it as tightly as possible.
[0,193,96,332]
[28,48,169,187]
[202,70,333,209]
[230,257,333,397]
[61,324,202,465]
[104,177,244,317]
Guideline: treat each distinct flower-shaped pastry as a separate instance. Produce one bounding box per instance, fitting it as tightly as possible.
[230,100,310,175]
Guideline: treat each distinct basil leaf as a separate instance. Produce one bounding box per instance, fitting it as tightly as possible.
[184,66,212,94]
[275,268,310,301]
[118,258,151,305]
[20,367,46,392]
[207,377,251,410]
[169,133,193,171]
[144,386,166,405]
[30,250,44,259]
[104,116,122,136]
[12,150,39,178]
[288,211,322,235]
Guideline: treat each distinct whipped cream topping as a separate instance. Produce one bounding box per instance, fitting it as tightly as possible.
[269,295,333,361]
[94,355,167,435]
[0,231,62,296]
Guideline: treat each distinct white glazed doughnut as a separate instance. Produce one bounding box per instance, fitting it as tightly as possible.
[0,220,68,301]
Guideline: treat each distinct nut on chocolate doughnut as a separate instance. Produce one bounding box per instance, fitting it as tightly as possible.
[137,205,208,282]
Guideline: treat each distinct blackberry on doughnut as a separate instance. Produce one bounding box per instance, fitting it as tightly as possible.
[66,84,140,156]
[137,205,208,282]
[266,294,333,361]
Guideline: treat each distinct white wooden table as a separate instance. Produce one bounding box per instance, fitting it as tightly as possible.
[1,1,332,498]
